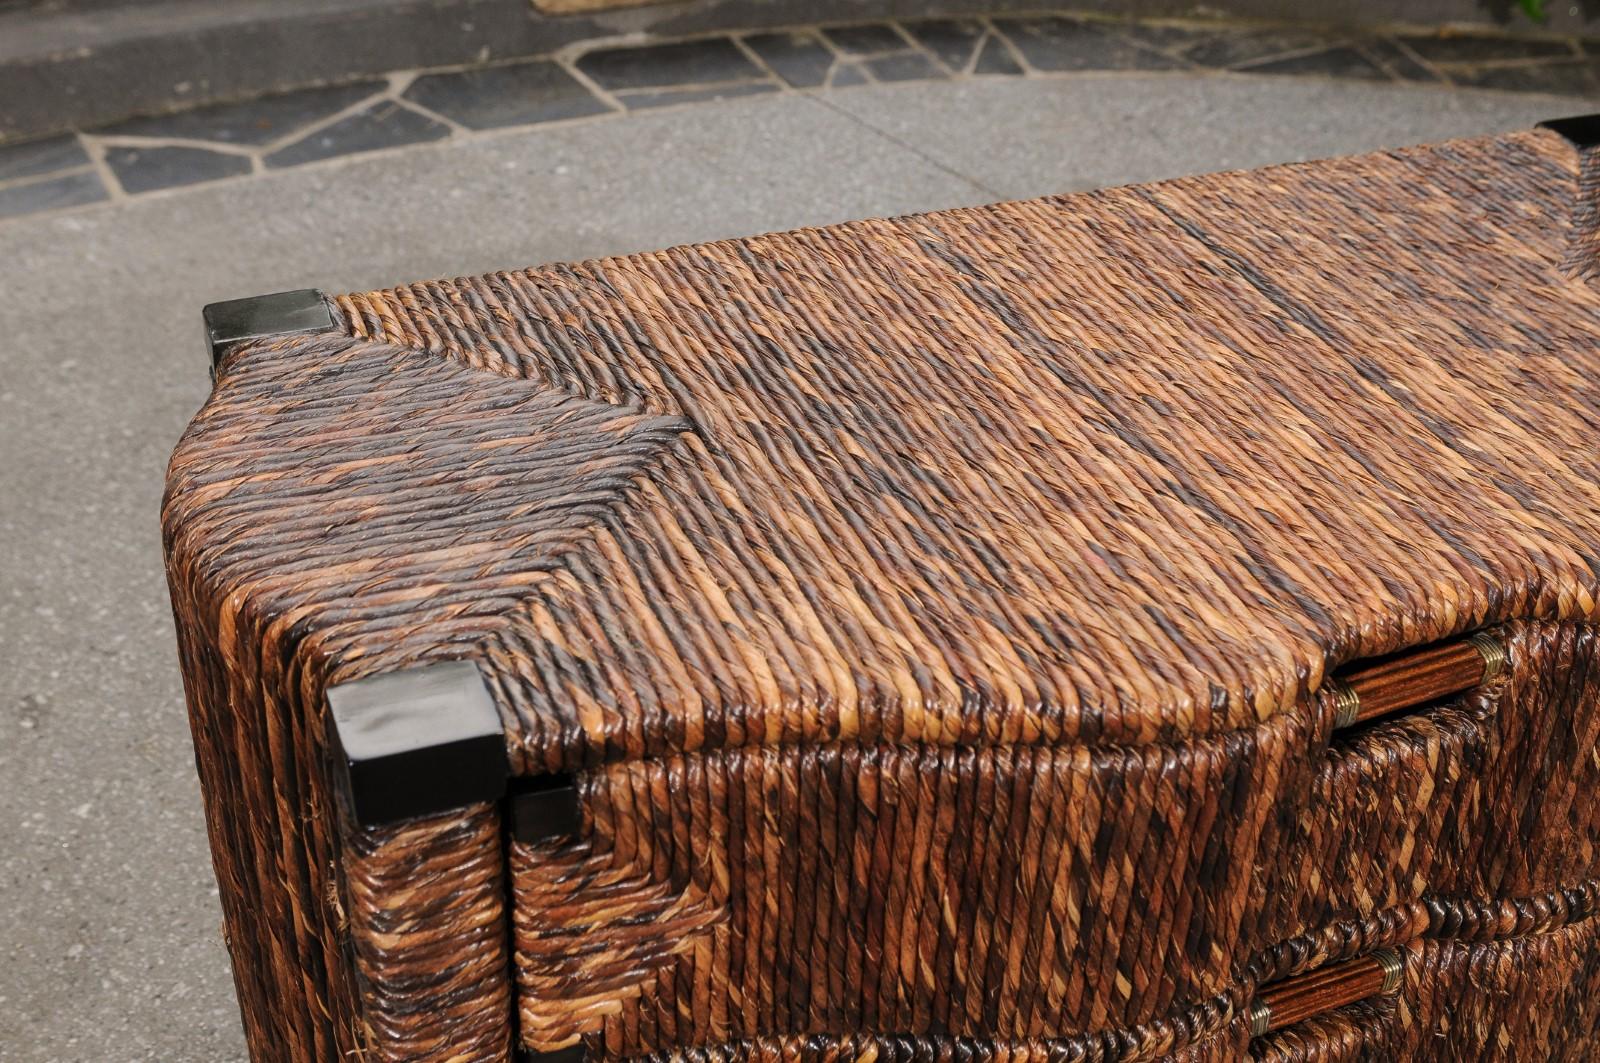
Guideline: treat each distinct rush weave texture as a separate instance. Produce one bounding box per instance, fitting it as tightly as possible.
[163,125,1600,1061]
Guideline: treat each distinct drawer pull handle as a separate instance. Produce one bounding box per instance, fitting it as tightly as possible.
[1327,631,1507,730]
[1248,947,1403,1038]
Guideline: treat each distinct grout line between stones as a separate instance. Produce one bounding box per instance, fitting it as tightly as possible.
[555,54,628,115]
[985,25,1033,76]
[249,83,399,163]
[0,162,97,193]
[1380,35,1454,84]
[726,34,795,92]
[79,135,260,156]
[78,135,129,202]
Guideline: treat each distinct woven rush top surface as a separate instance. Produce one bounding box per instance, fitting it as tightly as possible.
[165,127,1600,774]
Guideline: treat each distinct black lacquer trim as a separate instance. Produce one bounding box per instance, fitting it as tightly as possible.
[202,288,334,374]
[1540,112,1600,148]
[508,773,581,843]
[326,660,508,828]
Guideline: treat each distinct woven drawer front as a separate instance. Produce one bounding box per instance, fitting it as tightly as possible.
[510,723,1299,1058]
[1253,915,1600,1062]
[509,622,1600,1060]
[1259,621,1600,944]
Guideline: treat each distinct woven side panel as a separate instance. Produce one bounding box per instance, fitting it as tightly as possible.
[513,721,1301,1055]
[163,329,690,1060]
[167,535,357,1062]
[344,806,512,1060]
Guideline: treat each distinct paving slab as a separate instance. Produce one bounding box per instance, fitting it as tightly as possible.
[0,72,1594,1062]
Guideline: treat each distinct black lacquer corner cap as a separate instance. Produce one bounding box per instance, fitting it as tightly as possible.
[327,660,508,828]
[203,288,334,370]
[1540,113,1600,148]
[508,774,582,843]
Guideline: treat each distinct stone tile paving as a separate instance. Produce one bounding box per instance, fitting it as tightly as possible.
[262,100,453,169]
[404,62,612,129]
[905,19,989,72]
[0,134,90,183]
[0,170,106,218]
[100,82,386,146]
[997,16,1188,71]
[744,31,836,88]
[1,10,1599,221]
[104,144,252,194]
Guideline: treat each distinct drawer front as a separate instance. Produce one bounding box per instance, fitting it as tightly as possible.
[1258,621,1600,944]
[511,725,1299,1057]
[1253,914,1600,1062]
[508,621,1600,1060]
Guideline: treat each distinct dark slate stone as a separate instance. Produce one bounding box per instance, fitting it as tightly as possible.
[973,36,1025,76]
[264,101,451,169]
[994,17,1187,72]
[617,83,779,110]
[1449,60,1600,95]
[1398,33,1574,64]
[100,82,385,146]
[0,171,106,218]
[1238,46,1390,80]
[577,38,763,91]
[903,19,987,72]
[0,134,89,183]
[1362,38,1446,82]
[822,23,911,56]
[743,31,836,88]
[1180,29,1343,69]
[404,61,610,130]
[830,63,869,88]
[104,144,252,194]
[866,52,943,82]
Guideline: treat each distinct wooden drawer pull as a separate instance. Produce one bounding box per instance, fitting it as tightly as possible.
[1248,948,1403,1037]
[1326,631,1507,729]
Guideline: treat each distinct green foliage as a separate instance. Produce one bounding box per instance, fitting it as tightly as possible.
[1518,0,1548,20]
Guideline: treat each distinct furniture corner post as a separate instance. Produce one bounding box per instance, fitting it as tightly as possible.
[329,660,520,1061]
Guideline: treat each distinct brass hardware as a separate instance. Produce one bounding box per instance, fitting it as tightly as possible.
[1326,677,1361,729]
[1375,948,1403,994]
[1249,998,1272,1037]
[1467,631,1508,682]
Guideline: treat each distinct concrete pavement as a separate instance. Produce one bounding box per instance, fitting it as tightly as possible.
[0,72,1591,1061]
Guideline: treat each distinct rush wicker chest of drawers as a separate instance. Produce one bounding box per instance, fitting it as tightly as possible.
[164,117,1600,1062]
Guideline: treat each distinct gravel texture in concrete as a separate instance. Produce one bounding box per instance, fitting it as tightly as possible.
[0,72,1591,1062]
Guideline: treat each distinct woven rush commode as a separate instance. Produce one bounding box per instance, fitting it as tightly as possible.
[164,117,1600,1062]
